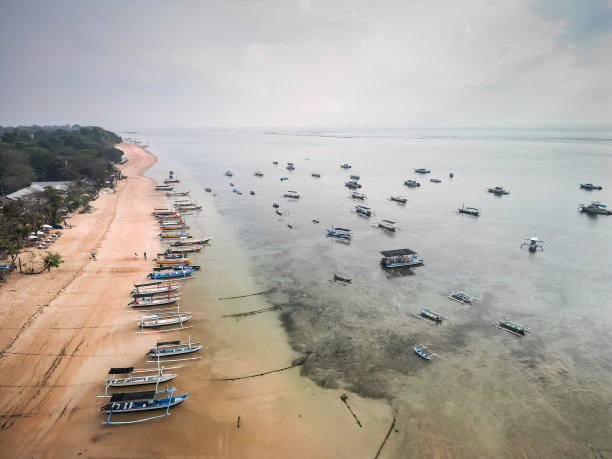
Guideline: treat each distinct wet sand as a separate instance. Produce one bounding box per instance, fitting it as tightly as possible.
[0,143,393,458]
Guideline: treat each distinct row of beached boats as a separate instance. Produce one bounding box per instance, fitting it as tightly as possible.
[100,177,209,424]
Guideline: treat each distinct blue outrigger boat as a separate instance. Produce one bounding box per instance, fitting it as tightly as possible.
[449,291,477,304]
[355,205,373,217]
[148,338,202,360]
[414,345,438,361]
[380,249,424,268]
[100,387,189,424]
[149,268,195,279]
[497,319,530,337]
[326,227,353,239]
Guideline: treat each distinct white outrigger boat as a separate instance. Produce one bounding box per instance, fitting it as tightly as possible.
[497,319,531,337]
[411,309,446,325]
[456,204,481,216]
[326,226,353,239]
[376,219,399,232]
[136,306,192,332]
[283,190,300,199]
[520,236,545,251]
[147,337,203,362]
[414,345,438,361]
[100,387,189,425]
[389,195,407,203]
[132,281,180,298]
[129,294,182,307]
[380,248,424,268]
[104,366,177,388]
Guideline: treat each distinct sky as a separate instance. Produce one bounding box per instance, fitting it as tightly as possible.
[1,0,611,130]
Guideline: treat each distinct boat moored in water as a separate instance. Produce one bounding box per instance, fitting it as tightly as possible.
[377,219,398,232]
[340,164,351,169]
[579,201,612,215]
[414,345,438,361]
[520,236,545,251]
[326,227,353,239]
[449,291,477,304]
[389,195,407,203]
[580,183,602,190]
[414,168,431,174]
[283,191,300,199]
[411,309,445,325]
[350,192,367,200]
[487,186,509,195]
[404,179,421,187]
[355,205,373,217]
[497,319,530,336]
[457,205,481,216]
[345,181,362,189]
[380,248,424,268]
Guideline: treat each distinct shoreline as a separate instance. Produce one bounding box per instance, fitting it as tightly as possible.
[0,142,394,458]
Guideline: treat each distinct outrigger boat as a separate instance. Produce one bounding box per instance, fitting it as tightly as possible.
[580,183,602,190]
[579,201,612,215]
[147,337,202,361]
[136,307,192,331]
[350,192,367,200]
[166,191,190,197]
[487,186,509,195]
[169,246,202,254]
[287,162,295,170]
[174,204,202,211]
[100,387,189,425]
[380,248,424,268]
[311,172,321,178]
[355,205,373,217]
[155,185,174,191]
[497,319,531,337]
[254,171,264,177]
[160,224,190,231]
[411,309,446,325]
[159,231,191,239]
[104,366,177,388]
[283,191,300,199]
[326,227,353,239]
[130,294,182,307]
[349,175,360,180]
[224,171,233,177]
[414,345,438,361]
[333,274,352,283]
[430,178,441,183]
[389,195,407,203]
[148,267,195,279]
[345,181,362,189]
[457,204,481,216]
[170,237,211,247]
[151,264,200,272]
[414,168,431,174]
[449,291,477,305]
[155,256,192,265]
[376,220,399,232]
[520,236,546,251]
[404,179,421,187]
[340,163,351,169]
[132,281,180,298]
[164,178,180,184]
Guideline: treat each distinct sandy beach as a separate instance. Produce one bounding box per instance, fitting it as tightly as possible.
[0,143,394,458]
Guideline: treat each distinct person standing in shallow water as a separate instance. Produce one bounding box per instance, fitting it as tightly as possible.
[144,252,147,260]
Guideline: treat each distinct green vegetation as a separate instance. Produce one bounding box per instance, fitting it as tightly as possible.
[0,125,124,261]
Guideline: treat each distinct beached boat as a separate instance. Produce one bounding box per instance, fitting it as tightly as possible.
[311,172,321,178]
[155,185,174,191]
[448,291,477,304]
[414,345,438,361]
[579,201,612,215]
[404,180,421,187]
[340,163,351,169]
[487,186,509,195]
[132,281,180,298]
[130,294,182,307]
[380,248,424,268]
[166,191,190,197]
[355,205,373,217]
[411,309,445,325]
[457,205,481,216]
[326,227,353,239]
[155,256,192,265]
[169,245,202,254]
[164,179,180,184]
[333,274,352,283]
[148,268,195,279]
[254,171,264,177]
[159,231,191,239]
[377,220,398,232]
[148,338,202,359]
[580,183,602,190]
[345,181,362,189]
[100,387,189,425]
[414,168,431,174]
[497,319,530,336]
[283,191,300,199]
[520,236,546,251]
[389,195,408,204]
[137,310,191,329]
[104,367,177,388]
[170,237,211,247]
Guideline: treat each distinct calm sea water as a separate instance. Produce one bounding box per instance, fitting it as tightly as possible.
[136,128,612,457]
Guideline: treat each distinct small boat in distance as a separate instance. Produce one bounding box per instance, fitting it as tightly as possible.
[414,345,438,361]
[380,248,424,268]
[345,181,362,189]
[283,191,300,199]
[404,179,421,187]
[457,205,481,216]
[340,163,352,169]
[224,171,233,177]
[273,161,278,165]
[354,205,373,217]
[377,220,398,232]
[520,236,546,251]
[497,319,531,337]
[411,309,445,325]
[430,178,441,183]
[350,192,367,200]
[311,172,321,178]
[254,171,264,177]
[389,195,407,203]
[487,186,509,195]
[414,168,431,174]
[579,201,612,215]
[280,177,289,181]
[449,291,477,305]
[287,162,295,170]
[333,274,352,283]
[350,175,360,180]
[326,227,353,239]
[580,183,602,190]
[449,172,454,178]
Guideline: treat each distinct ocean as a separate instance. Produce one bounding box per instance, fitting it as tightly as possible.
[136,127,612,457]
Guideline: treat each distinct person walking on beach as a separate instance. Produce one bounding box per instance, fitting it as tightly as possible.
[90,251,97,261]
[134,252,138,258]
[144,252,147,260]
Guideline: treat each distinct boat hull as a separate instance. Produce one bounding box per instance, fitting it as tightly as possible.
[148,345,202,357]
[102,395,188,413]
[105,374,177,387]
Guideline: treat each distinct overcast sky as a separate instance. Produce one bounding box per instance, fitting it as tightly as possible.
[1,0,611,130]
